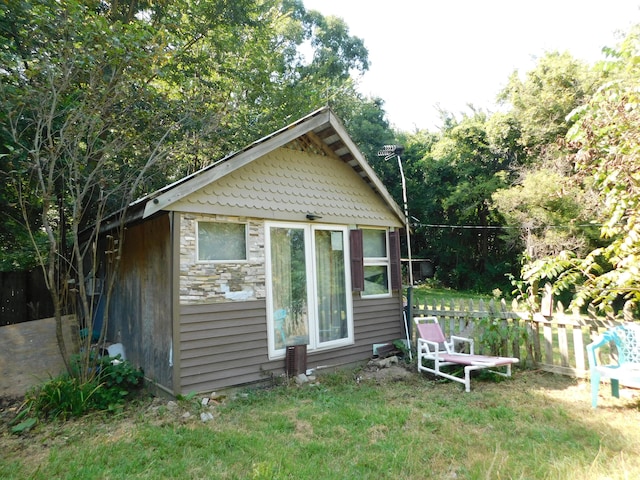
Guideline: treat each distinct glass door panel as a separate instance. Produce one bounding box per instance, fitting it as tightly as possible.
[269,226,309,349]
[315,230,348,343]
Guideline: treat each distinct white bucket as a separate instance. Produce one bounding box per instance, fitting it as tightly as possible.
[107,343,126,360]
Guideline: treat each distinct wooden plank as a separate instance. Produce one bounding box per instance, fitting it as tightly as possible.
[512,318,521,361]
[574,325,586,372]
[543,323,554,366]
[558,323,570,367]
[0,315,78,398]
[109,214,173,390]
[447,299,456,336]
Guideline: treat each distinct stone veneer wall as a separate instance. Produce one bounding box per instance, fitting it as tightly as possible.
[179,214,266,304]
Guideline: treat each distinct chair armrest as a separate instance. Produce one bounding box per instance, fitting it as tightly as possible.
[586,341,601,369]
[587,330,621,369]
[418,337,444,357]
[451,335,474,355]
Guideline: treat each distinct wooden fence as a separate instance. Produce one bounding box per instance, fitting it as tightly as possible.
[0,270,54,325]
[411,298,623,378]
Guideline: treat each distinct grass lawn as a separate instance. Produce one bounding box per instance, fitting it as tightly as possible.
[2,367,639,480]
[410,285,493,305]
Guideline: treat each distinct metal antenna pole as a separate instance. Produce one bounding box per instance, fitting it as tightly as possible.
[377,145,413,286]
[396,151,413,286]
[377,144,414,358]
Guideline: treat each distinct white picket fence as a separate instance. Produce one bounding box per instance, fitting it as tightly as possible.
[411,297,623,378]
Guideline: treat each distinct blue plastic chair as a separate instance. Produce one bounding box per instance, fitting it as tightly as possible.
[587,323,640,408]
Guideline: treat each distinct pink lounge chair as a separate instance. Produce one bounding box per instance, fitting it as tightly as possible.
[415,316,519,392]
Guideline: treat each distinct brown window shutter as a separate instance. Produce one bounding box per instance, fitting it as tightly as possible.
[389,230,402,290]
[350,229,364,292]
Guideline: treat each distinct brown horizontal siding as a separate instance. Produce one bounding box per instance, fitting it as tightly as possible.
[181,324,263,343]
[181,332,265,354]
[179,300,279,393]
[178,294,404,394]
[284,294,404,372]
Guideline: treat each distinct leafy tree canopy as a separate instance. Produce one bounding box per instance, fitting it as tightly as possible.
[521,27,640,315]
[1,0,383,271]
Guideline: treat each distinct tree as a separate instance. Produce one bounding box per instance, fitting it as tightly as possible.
[492,52,603,269]
[521,26,640,315]
[1,0,376,379]
[498,51,597,156]
[492,169,601,259]
[1,0,192,376]
[408,111,515,291]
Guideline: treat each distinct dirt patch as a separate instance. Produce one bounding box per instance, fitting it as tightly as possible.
[356,357,415,383]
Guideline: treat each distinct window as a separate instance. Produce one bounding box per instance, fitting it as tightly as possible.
[197,222,247,261]
[266,223,353,358]
[362,229,390,297]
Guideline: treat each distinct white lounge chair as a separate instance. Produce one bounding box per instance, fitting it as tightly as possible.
[415,316,519,392]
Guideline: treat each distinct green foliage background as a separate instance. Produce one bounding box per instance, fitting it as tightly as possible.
[2,1,640,314]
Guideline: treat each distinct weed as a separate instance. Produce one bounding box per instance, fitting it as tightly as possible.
[476,316,528,359]
[19,356,144,425]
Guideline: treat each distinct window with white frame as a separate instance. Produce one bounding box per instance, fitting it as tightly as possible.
[197,222,247,261]
[362,228,390,297]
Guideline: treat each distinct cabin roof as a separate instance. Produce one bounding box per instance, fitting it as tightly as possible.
[136,107,404,224]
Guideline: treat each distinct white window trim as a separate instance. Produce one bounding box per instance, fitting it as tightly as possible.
[362,228,392,298]
[195,220,249,263]
[265,222,354,359]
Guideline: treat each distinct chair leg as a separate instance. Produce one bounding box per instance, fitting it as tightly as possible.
[591,373,600,408]
[611,379,620,399]
[464,366,472,392]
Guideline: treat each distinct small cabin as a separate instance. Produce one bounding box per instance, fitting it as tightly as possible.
[101,107,406,395]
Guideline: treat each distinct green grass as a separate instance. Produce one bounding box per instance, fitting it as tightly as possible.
[410,285,493,305]
[2,369,639,479]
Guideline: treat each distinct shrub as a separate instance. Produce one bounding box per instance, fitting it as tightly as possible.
[24,356,144,421]
[476,317,527,360]
[24,375,102,420]
[93,355,144,411]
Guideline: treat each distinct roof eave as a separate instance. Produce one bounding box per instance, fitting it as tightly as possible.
[142,108,332,219]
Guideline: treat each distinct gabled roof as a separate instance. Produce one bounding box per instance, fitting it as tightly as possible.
[135,107,404,224]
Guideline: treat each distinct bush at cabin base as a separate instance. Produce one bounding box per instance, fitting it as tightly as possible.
[24,356,144,421]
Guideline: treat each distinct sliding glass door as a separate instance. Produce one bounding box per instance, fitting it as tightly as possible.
[266,223,352,357]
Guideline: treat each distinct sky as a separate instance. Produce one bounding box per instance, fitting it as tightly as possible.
[303,0,640,132]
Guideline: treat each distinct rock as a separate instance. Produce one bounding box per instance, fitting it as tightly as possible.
[166,400,178,411]
[371,355,399,369]
[200,412,214,422]
[201,397,209,406]
[210,391,226,401]
[294,373,309,385]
